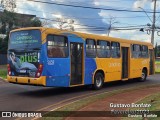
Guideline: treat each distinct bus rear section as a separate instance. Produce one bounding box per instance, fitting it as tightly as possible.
[7,29,46,86]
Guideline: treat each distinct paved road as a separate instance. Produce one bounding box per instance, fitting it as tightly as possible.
[0,74,160,111]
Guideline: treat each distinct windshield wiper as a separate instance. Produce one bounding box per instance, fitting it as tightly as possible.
[32,48,41,50]
[8,49,15,52]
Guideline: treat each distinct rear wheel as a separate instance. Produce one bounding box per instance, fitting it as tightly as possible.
[138,69,147,82]
[93,73,104,90]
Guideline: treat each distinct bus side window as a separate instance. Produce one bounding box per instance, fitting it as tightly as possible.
[141,45,149,58]
[97,40,110,58]
[132,44,141,58]
[86,39,96,58]
[47,35,68,58]
[111,42,120,58]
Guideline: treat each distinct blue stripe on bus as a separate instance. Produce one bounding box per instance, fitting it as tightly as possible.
[46,76,70,87]
[41,42,70,87]
[41,34,97,87]
[66,33,97,85]
[84,58,97,84]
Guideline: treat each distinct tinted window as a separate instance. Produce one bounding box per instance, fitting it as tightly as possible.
[47,35,68,58]
[97,40,110,58]
[141,45,149,58]
[9,30,41,50]
[132,44,141,58]
[111,42,120,58]
[86,39,96,58]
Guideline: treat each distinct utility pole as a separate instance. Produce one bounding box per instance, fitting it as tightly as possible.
[107,16,118,36]
[108,20,111,36]
[151,0,157,45]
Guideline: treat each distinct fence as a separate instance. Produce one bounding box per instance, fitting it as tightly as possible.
[0,54,7,65]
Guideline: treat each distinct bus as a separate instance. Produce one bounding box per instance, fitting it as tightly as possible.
[7,27,155,89]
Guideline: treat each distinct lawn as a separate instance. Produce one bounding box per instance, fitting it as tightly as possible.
[155,61,160,73]
[0,65,7,79]
[124,92,160,120]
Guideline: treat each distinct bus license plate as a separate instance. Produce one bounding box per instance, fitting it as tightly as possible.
[19,70,26,73]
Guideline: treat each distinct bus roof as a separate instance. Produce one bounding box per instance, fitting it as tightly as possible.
[10,27,153,47]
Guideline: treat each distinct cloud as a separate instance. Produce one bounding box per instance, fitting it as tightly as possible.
[14,0,160,45]
[109,29,151,43]
[133,0,148,9]
[151,1,160,10]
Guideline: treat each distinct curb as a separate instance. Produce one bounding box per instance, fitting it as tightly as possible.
[0,77,8,82]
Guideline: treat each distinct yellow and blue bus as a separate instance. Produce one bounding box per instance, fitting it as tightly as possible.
[7,27,154,89]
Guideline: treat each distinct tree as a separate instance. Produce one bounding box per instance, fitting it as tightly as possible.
[0,10,17,34]
[29,18,42,27]
[0,0,16,12]
[107,16,118,36]
[0,34,8,54]
[155,42,158,58]
[157,45,160,57]
[0,0,42,54]
[57,18,74,31]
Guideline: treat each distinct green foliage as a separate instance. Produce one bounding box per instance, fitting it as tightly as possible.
[0,69,7,79]
[154,43,160,57]
[0,10,17,34]
[0,35,8,54]
[1,0,16,12]
[30,18,42,27]
[0,10,42,54]
[155,42,158,57]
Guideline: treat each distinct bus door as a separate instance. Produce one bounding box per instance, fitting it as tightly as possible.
[149,49,154,75]
[70,42,83,85]
[122,47,129,79]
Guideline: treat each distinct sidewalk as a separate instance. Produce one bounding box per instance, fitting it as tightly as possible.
[66,85,160,120]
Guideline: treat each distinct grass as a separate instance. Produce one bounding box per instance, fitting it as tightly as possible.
[41,84,160,120]
[155,61,160,73]
[123,92,160,120]
[0,65,7,79]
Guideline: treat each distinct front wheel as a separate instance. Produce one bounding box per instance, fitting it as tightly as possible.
[138,69,147,82]
[93,73,104,90]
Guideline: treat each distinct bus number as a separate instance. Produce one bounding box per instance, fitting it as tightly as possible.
[47,60,54,65]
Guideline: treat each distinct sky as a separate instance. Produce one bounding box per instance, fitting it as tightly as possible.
[13,0,160,45]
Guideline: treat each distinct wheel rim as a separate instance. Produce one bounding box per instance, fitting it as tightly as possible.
[141,72,145,80]
[96,76,102,87]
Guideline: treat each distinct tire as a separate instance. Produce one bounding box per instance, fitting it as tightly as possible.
[138,69,147,82]
[93,73,104,90]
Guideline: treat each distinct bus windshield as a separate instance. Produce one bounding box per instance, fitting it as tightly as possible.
[8,30,41,50]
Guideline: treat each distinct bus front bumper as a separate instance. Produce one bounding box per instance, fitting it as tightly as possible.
[7,75,46,86]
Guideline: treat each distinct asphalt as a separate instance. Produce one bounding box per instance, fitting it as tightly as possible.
[0,74,160,112]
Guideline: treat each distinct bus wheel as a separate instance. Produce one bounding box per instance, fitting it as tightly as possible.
[93,73,104,90]
[138,69,147,82]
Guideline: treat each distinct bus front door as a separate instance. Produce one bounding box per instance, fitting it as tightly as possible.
[149,49,154,75]
[122,47,129,79]
[70,42,83,85]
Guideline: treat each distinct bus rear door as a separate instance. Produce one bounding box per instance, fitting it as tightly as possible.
[70,42,83,86]
[122,47,129,79]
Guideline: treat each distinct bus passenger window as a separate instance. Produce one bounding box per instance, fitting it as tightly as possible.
[86,39,96,58]
[141,45,149,58]
[47,35,68,58]
[132,44,141,58]
[111,42,120,58]
[97,40,110,58]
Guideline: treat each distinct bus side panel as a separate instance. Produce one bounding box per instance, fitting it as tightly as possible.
[45,59,70,87]
[41,43,70,87]
[130,58,142,78]
[96,58,121,82]
[84,58,97,84]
